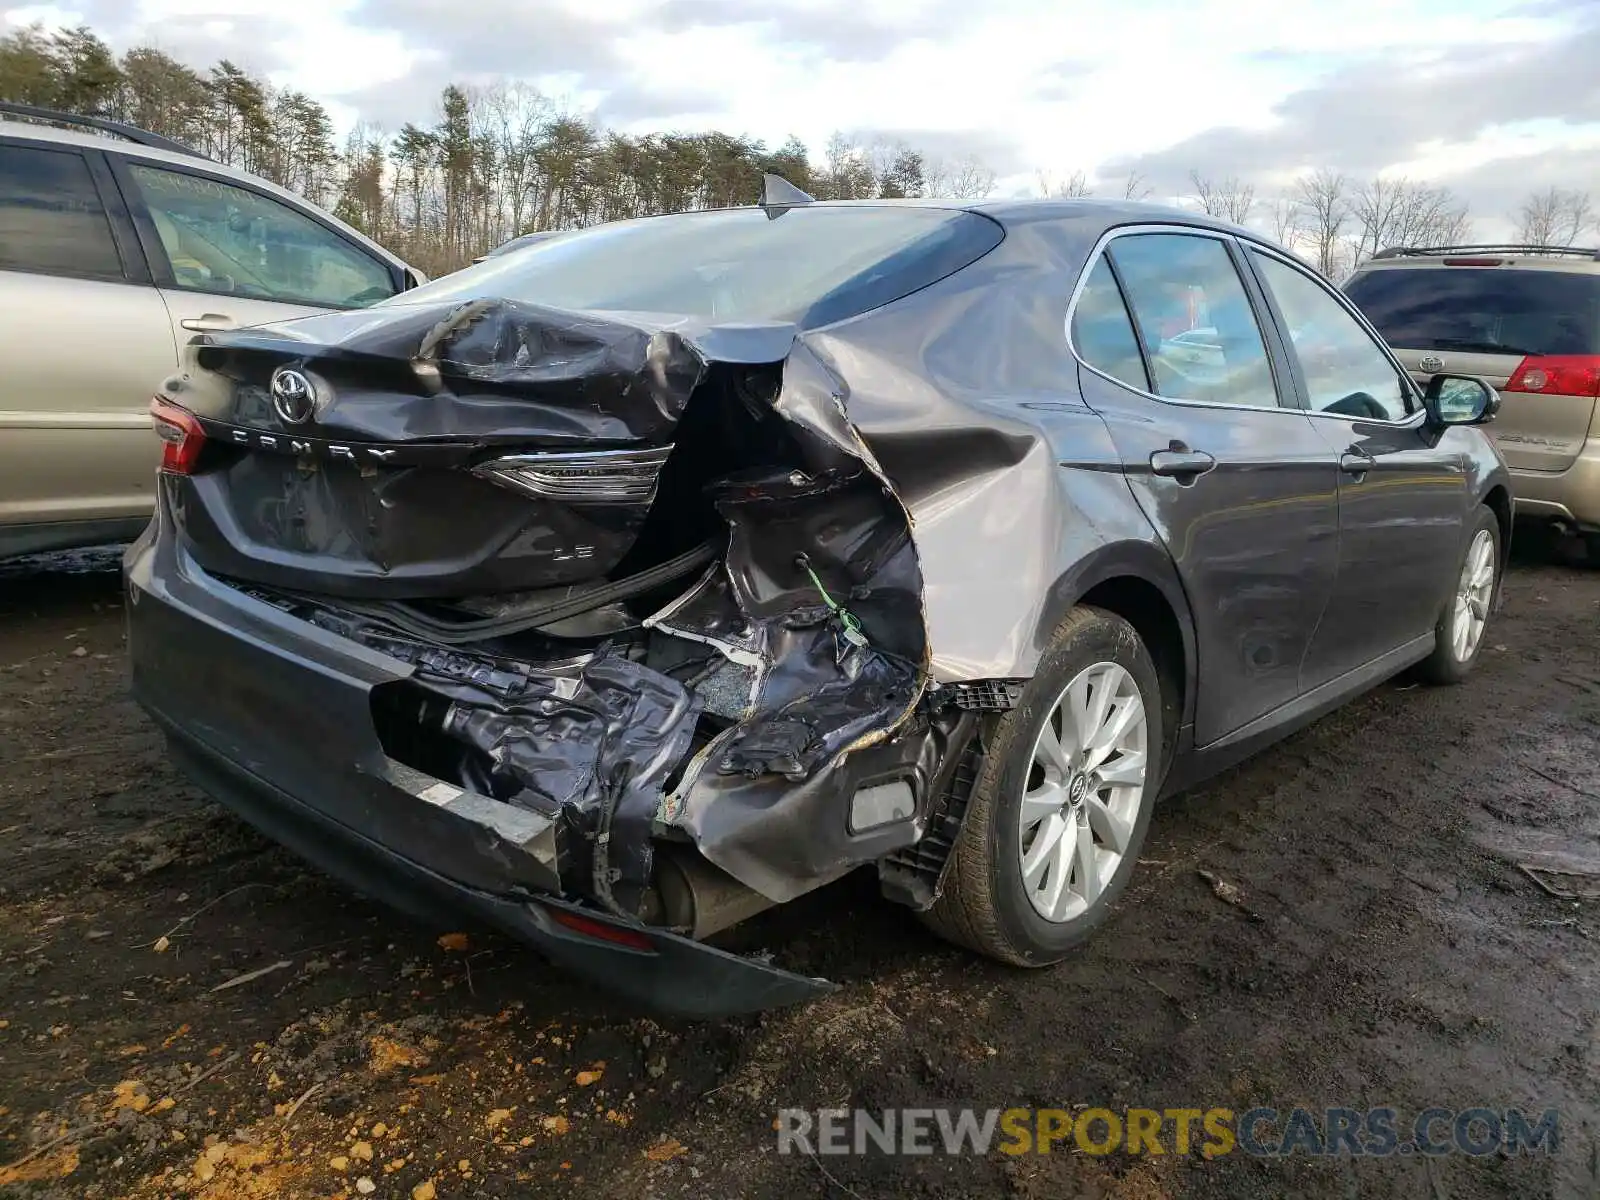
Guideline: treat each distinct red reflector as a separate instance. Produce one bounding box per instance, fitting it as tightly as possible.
[1502,355,1600,398]
[549,908,656,952]
[1442,258,1504,267]
[150,398,207,474]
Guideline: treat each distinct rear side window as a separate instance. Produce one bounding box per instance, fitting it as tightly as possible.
[0,144,122,278]
[392,205,1006,329]
[128,163,397,308]
[1344,267,1600,356]
[1071,257,1150,390]
[1107,232,1282,409]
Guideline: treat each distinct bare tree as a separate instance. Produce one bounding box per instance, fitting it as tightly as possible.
[1035,168,1091,198]
[478,82,553,241]
[1121,171,1152,201]
[1189,169,1255,224]
[1562,191,1596,245]
[1516,187,1597,246]
[1352,177,1471,261]
[818,132,876,199]
[1269,196,1300,247]
[1296,169,1350,278]
[924,153,996,200]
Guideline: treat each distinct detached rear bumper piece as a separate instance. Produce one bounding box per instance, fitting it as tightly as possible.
[124,526,832,1018]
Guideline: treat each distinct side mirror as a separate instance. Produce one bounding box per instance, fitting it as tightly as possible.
[1423,374,1500,427]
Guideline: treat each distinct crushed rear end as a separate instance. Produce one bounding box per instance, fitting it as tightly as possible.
[125,294,971,1014]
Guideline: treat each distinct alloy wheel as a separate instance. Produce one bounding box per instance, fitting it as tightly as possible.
[1017,661,1149,924]
[1452,528,1495,662]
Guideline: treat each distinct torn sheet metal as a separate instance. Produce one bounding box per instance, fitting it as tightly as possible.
[793,255,1077,684]
[162,212,1115,918]
[300,602,701,916]
[651,452,927,902]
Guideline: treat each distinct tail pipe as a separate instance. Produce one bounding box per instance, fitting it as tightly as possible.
[642,846,778,939]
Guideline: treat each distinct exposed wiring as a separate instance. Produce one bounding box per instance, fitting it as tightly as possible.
[794,552,869,648]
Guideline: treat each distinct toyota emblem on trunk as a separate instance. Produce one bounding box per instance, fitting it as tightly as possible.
[270,368,316,424]
[1418,354,1445,373]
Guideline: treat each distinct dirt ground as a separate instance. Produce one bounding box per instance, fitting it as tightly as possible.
[1,543,1597,1200]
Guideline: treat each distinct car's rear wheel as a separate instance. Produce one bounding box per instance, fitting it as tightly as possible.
[1418,504,1501,685]
[921,607,1164,966]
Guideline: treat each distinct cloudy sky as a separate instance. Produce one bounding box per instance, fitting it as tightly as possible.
[5,0,1599,233]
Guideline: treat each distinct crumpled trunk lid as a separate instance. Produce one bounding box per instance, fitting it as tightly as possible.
[159,299,793,599]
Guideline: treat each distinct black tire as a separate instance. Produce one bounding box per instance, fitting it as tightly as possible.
[1417,504,1501,685]
[920,606,1165,966]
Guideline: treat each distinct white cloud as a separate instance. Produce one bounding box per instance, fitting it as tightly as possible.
[7,0,1600,225]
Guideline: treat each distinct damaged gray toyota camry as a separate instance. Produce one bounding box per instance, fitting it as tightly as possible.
[124,179,1512,1017]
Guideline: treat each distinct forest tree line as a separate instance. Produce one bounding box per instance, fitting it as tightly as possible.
[0,23,993,273]
[3,22,1596,277]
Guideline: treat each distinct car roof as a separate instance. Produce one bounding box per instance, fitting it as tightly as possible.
[785,194,1248,231]
[578,193,1285,256]
[781,196,1314,269]
[4,117,221,172]
[0,116,403,266]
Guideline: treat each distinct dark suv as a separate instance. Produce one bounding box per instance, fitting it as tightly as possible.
[124,188,1511,1015]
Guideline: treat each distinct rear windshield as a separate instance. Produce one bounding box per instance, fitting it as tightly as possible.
[386,205,1004,329]
[1343,266,1600,356]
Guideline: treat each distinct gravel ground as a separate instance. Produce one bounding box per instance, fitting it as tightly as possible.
[0,543,1597,1200]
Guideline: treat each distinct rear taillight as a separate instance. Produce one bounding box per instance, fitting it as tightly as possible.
[150,398,207,474]
[1502,356,1600,398]
[472,445,673,505]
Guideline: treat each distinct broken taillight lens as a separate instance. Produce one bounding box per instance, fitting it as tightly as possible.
[472,445,673,505]
[150,398,207,474]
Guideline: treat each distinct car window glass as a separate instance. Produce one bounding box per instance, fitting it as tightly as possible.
[1107,233,1280,408]
[128,164,395,308]
[1071,257,1150,390]
[0,144,122,277]
[1342,266,1600,356]
[1251,251,1412,421]
[393,206,1005,328]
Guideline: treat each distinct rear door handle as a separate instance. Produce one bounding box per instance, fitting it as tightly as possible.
[180,313,235,332]
[1149,449,1217,480]
[1339,447,1376,476]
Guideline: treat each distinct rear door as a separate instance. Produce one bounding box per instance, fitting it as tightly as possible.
[1070,227,1341,746]
[106,152,402,339]
[1343,261,1600,473]
[1251,247,1468,684]
[0,137,174,540]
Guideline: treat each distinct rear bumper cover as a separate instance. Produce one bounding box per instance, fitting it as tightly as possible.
[1509,438,1600,530]
[123,524,832,1017]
